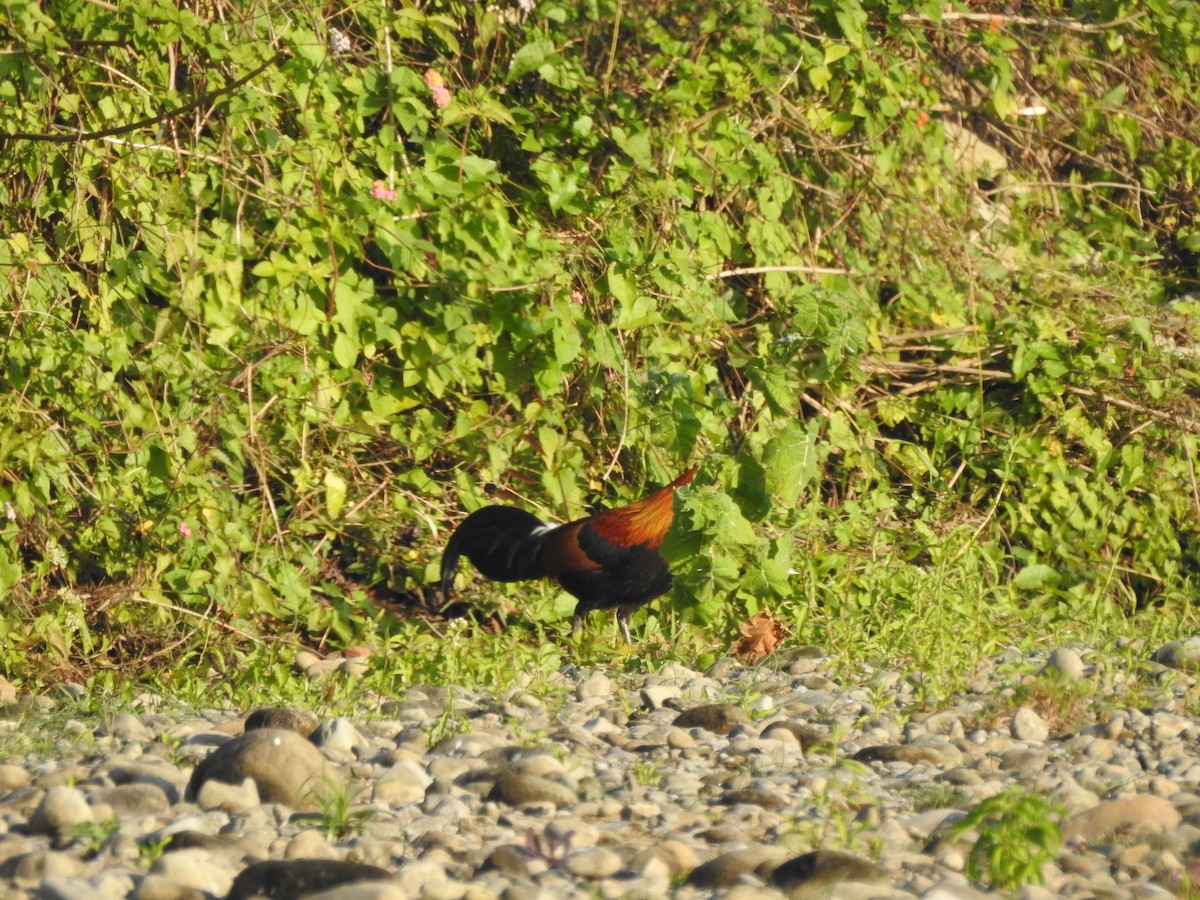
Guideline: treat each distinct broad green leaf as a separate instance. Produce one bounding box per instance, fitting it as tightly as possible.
[745,360,797,416]
[324,470,348,519]
[823,42,851,64]
[605,269,636,306]
[612,126,653,168]
[147,443,173,483]
[1012,563,1061,590]
[459,155,498,182]
[763,421,819,508]
[834,0,867,48]
[808,65,832,91]
[508,40,555,81]
[332,332,359,369]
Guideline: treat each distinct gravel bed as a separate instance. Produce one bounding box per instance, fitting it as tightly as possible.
[0,638,1199,899]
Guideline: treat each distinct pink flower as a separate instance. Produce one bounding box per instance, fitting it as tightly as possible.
[179,521,192,538]
[570,289,584,304]
[424,70,453,108]
[370,180,397,201]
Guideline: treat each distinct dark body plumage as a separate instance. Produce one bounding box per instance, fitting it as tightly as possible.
[439,467,698,642]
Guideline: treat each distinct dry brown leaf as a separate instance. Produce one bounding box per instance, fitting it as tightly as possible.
[732,609,786,663]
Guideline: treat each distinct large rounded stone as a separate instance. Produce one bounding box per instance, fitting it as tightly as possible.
[150,847,238,896]
[244,707,319,737]
[760,721,830,750]
[133,874,209,900]
[631,839,700,875]
[1010,705,1050,742]
[489,772,576,807]
[685,847,790,887]
[0,764,30,791]
[226,859,396,900]
[11,850,83,883]
[185,727,336,809]
[88,783,171,815]
[1043,647,1086,680]
[576,671,613,700]
[1151,638,1200,673]
[1062,795,1182,843]
[28,786,93,833]
[302,884,409,900]
[311,717,369,761]
[768,849,886,893]
[195,776,260,813]
[98,711,154,741]
[563,846,622,879]
[853,742,962,766]
[672,703,751,735]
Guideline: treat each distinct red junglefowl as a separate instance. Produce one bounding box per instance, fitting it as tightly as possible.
[440,466,698,643]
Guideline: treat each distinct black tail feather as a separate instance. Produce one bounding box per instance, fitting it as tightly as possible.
[439,506,551,601]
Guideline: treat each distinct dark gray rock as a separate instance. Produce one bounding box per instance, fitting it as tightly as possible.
[768,849,886,893]
[1151,638,1200,673]
[685,846,790,887]
[853,742,961,766]
[225,859,395,900]
[672,703,751,735]
[721,787,788,810]
[489,772,576,807]
[759,720,830,750]
[244,707,319,737]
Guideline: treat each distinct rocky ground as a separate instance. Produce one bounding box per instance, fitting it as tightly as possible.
[1,638,1199,900]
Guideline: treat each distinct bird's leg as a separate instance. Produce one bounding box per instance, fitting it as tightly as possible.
[617,609,632,645]
[571,609,586,638]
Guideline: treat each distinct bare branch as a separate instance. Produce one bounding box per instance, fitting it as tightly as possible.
[707,264,853,280]
[899,10,1146,33]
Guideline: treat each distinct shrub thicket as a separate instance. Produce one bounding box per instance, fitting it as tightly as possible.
[1,0,1198,689]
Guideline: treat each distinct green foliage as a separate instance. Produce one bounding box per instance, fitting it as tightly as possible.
[1,0,1199,693]
[70,816,121,853]
[308,779,375,841]
[951,789,1063,890]
[137,836,172,869]
[632,759,664,787]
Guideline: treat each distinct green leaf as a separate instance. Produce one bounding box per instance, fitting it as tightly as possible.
[763,421,819,508]
[1127,317,1153,348]
[324,470,348,519]
[332,332,359,369]
[459,155,498,183]
[572,115,594,137]
[808,65,832,91]
[823,42,851,64]
[834,0,868,48]
[1012,563,1061,590]
[691,490,758,544]
[991,84,1016,119]
[508,40,555,81]
[612,126,653,168]
[746,360,797,416]
[605,269,636,306]
[147,443,172,483]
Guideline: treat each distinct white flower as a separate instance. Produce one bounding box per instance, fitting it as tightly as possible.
[330,27,351,56]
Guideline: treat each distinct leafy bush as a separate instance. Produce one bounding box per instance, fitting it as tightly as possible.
[1,0,1199,691]
[951,789,1063,890]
